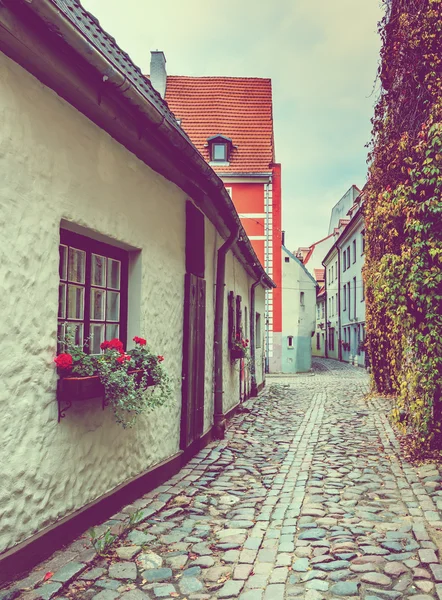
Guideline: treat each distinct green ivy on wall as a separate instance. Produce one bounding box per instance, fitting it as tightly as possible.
[365,0,442,448]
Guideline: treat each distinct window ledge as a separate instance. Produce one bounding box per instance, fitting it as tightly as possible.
[209,161,230,167]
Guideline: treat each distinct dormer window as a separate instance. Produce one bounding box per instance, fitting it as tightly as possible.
[207,135,233,165]
[213,143,227,161]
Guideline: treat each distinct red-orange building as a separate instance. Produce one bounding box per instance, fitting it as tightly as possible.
[149,52,282,371]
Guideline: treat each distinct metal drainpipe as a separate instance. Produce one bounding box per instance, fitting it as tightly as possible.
[323,263,328,358]
[337,248,342,362]
[213,227,240,439]
[250,275,265,396]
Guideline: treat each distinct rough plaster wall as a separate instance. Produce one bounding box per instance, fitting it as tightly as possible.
[281,257,316,373]
[0,53,259,554]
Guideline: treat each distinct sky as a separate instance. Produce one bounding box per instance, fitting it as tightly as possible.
[83,0,384,250]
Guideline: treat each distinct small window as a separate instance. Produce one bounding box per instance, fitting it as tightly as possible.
[58,229,127,354]
[288,335,294,348]
[285,256,290,263]
[343,252,347,271]
[212,143,227,161]
[300,292,305,306]
[343,284,347,310]
[352,239,357,263]
[316,333,320,350]
[329,327,335,351]
[256,313,261,348]
[362,277,365,302]
[361,230,366,254]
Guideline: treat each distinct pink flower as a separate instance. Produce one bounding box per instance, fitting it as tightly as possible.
[133,336,147,346]
[157,355,164,362]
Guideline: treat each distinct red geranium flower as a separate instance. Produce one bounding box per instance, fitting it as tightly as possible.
[117,354,131,364]
[157,355,164,362]
[101,339,124,353]
[54,353,73,370]
[133,336,147,346]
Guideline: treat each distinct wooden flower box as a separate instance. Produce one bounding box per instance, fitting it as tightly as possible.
[57,369,155,422]
[231,347,246,360]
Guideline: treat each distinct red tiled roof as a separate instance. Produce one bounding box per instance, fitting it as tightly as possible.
[314,268,325,282]
[164,77,274,174]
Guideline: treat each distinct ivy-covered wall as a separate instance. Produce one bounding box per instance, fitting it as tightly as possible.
[365,0,442,446]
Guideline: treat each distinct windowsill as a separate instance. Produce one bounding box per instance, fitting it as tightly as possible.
[287,347,294,350]
[209,161,230,167]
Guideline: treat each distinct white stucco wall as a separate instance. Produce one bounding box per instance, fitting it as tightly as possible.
[281,249,316,373]
[0,52,266,554]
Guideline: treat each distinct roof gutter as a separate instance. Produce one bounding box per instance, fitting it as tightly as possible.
[16,0,275,289]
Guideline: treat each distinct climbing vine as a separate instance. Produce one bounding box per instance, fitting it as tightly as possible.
[365,0,442,448]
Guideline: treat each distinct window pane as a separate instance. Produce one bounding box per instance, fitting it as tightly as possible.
[106,291,120,322]
[90,323,105,354]
[91,254,106,287]
[59,245,67,280]
[91,288,105,321]
[66,322,84,347]
[67,285,84,319]
[106,323,119,340]
[213,144,226,160]
[68,247,86,283]
[58,283,66,318]
[107,259,121,290]
[57,323,66,353]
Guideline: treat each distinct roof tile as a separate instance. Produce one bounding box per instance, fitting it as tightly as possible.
[164,76,274,173]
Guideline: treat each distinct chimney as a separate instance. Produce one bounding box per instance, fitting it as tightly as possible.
[150,51,167,99]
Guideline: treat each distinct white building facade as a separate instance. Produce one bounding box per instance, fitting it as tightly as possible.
[281,246,317,372]
[337,202,366,367]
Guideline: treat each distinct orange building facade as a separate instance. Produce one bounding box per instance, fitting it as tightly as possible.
[149,53,282,371]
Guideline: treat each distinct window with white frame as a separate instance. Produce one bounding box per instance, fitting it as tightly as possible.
[58,229,127,354]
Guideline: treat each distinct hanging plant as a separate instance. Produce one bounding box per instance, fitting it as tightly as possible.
[55,329,172,428]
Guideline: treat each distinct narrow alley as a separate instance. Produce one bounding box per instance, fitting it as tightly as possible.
[13,359,442,600]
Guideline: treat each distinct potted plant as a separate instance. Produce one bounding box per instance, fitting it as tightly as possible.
[55,331,171,427]
[231,334,249,360]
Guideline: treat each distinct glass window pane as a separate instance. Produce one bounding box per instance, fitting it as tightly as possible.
[68,247,86,283]
[106,323,119,340]
[65,322,84,347]
[59,245,67,280]
[213,144,226,160]
[91,288,105,321]
[92,254,106,287]
[106,291,120,322]
[90,324,105,355]
[58,283,66,318]
[67,285,84,320]
[107,259,121,290]
[57,323,66,353]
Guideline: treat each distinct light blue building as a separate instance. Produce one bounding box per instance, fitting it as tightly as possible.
[281,245,317,373]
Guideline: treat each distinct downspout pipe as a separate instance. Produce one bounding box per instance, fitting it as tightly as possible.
[323,261,328,358]
[250,275,265,396]
[213,227,240,439]
[337,248,342,362]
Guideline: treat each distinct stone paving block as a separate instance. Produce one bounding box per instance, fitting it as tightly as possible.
[51,561,86,583]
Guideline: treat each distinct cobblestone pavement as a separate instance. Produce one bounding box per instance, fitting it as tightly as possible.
[5,358,442,600]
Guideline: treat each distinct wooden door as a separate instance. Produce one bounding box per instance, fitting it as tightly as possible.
[181,273,206,449]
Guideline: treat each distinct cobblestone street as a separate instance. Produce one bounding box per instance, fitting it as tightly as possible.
[9,359,442,600]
